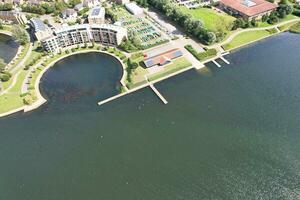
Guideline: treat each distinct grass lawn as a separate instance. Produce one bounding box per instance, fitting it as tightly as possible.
[289,22,300,33]
[180,7,235,31]
[258,15,298,27]
[0,70,27,113]
[222,30,272,51]
[148,57,192,81]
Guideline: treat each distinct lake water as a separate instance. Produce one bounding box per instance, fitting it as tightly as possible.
[0,33,300,200]
[0,34,18,63]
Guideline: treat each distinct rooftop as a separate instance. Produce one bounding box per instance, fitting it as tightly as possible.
[144,48,183,68]
[88,6,105,18]
[30,17,48,32]
[219,0,277,17]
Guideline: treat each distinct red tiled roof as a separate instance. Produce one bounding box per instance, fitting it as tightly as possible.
[219,0,277,17]
[144,48,183,68]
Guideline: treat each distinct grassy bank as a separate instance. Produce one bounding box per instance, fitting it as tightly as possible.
[289,22,300,33]
[180,7,235,32]
[148,57,191,81]
[185,45,217,61]
[0,70,26,113]
[222,30,273,51]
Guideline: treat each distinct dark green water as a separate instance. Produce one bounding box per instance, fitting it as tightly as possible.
[0,33,300,200]
[0,34,18,63]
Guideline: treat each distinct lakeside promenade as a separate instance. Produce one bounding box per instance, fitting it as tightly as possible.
[1,18,300,117]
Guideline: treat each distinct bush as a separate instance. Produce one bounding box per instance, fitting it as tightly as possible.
[185,45,217,61]
[267,28,278,34]
[2,71,11,78]
[293,9,300,17]
[198,49,217,61]
[23,95,33,105]
[0,73,10,82]
[24,65,30,70]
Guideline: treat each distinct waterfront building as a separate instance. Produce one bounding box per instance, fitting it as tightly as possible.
[83,0,100,8]
[218,0,277,19]
[125,2,144,16]
[13,0,24,5]
[0,0,13,4]
[29,17,53,40]
[0,11,27,25]
[88,6,105,25]
[61,8,78,20]
[115,0,130,4]
[41,24,127,53]
[27,0,41,6]
[143,48,183,68]
[74,3,84,11]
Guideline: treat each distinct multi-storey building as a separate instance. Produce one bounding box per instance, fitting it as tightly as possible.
[88,6,105,25]
[41,24,127,53]
[0,11,27,25]
[29,18,53,40]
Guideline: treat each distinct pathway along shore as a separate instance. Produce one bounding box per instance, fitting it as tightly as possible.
[0,49,127,118]
[1,18,300,117]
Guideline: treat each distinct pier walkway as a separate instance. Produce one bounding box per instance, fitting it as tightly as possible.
[98,51,233,107]
[149,84,168,104]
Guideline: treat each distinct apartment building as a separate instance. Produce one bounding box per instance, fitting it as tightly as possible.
[41,24,127,53]
[88,6,105,25]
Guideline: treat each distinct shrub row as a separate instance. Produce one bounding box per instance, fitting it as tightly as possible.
[184,45,217,61]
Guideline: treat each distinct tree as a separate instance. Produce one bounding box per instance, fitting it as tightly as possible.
[0,3,13,11]
[43,19,49,25]
[11,25,28,45]
[0,21,3,30]
[0,58,6,73]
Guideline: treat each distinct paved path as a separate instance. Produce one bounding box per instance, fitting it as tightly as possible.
[0,70,22,95]
[0,42,33,95]
[10,42,34,74]
[21,58,46,94]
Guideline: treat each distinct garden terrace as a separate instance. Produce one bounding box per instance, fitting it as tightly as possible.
[111,7,168,49]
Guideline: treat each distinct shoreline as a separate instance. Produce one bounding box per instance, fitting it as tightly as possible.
[0,49,127,118]
[1,19,299,117]
[0,31,287,117]
[0,31,23,70]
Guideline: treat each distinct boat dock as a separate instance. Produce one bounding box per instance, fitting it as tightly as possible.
[212,60,221,68]
[149,84,168,104]
[220,56,230,64]
[98,52,232,107]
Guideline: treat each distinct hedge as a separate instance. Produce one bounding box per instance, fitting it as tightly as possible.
[184,45,217,61]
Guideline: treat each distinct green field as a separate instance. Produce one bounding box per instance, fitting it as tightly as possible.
[0,70,27,113]
[180,7,235,31]
[148,57,192,81]
[289,22,300,33]
[222,30,272,51]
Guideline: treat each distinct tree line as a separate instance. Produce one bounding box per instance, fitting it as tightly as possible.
[0,3,13,11]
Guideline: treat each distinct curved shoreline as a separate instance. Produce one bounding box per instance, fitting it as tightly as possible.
[1,49,127,117]
[0,31,22,69]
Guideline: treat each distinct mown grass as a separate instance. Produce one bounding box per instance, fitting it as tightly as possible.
[222,30,272,51]
[289,22,300,33]
[180,7,235,32]
[148,57,192,81]
[0,70,27,113]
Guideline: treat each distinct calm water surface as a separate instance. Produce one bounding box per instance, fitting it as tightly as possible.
[0,33,300,200]
[0,34,18,63]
